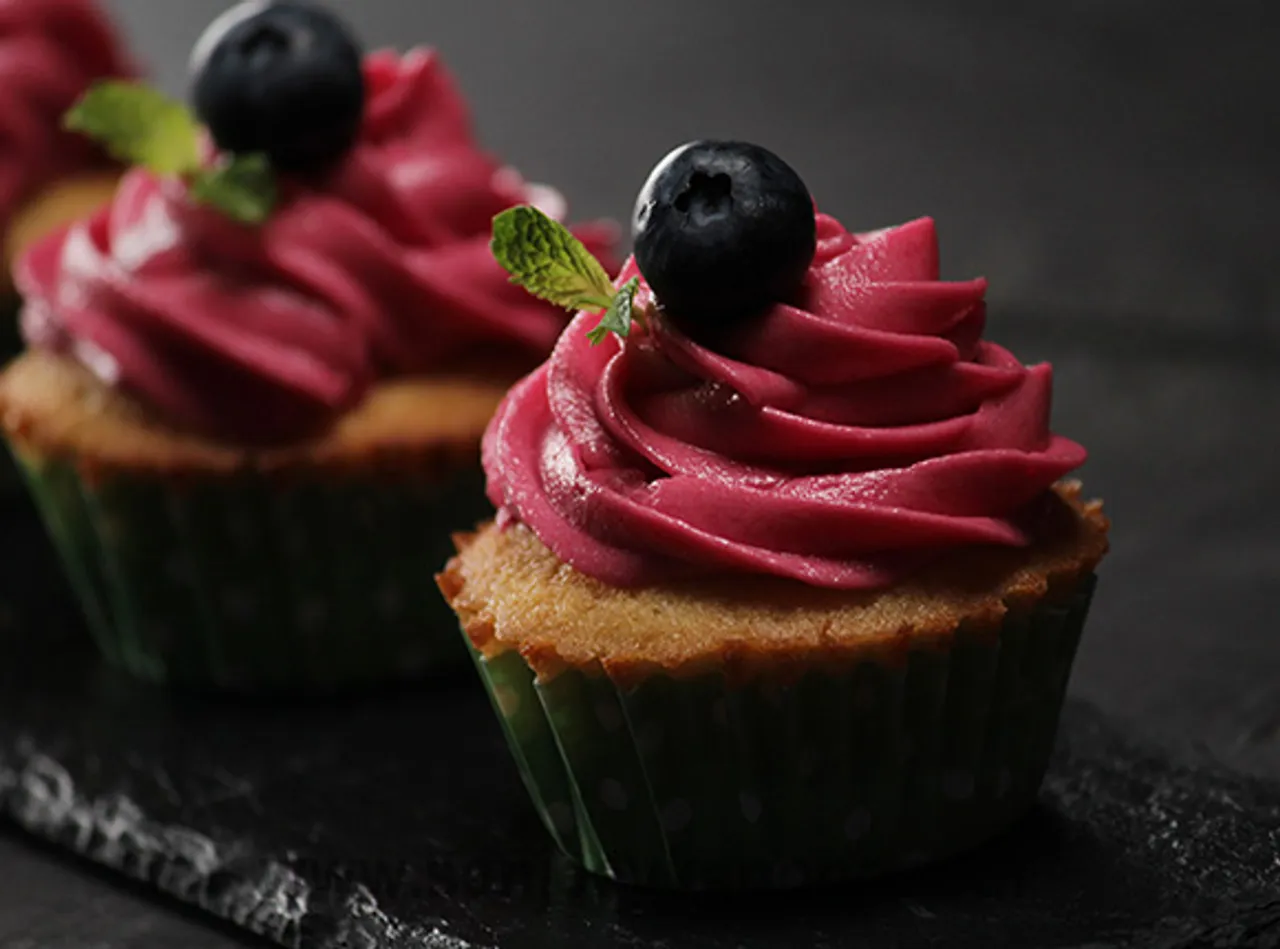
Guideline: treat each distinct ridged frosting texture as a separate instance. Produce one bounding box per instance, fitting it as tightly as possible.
[0,0,133,226]
[484,213,1087,589]
[17,49,614,443]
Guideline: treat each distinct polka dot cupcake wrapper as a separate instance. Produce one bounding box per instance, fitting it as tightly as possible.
[469,577,1096,890]
[16,449,491,691]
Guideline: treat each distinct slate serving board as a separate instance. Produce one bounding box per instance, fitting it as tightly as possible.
[4,507,1280,949]
[1,317,1278,949]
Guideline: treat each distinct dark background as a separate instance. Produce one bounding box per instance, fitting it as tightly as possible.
[1,1,1276,945]
[106,0,1280,332]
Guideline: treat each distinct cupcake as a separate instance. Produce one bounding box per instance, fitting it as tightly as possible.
[440,141,1109,888]
[0,0,134,350]
[0,1,614,691]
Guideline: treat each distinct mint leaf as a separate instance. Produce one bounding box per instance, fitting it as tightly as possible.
[66,81,280,227]
[189,154,277,225]
[491,206,644,345]
[492,206,616,312]
[65,80,201,176]
[587,277,642,345]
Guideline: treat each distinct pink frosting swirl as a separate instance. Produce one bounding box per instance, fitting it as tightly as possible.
[0,0,134,226]
[484,213,1087,589]
[17,49,615,443]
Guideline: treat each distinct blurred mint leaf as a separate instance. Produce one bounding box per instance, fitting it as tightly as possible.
[65,80,201,176]
[189,153,277,225]
[66,80,279,227]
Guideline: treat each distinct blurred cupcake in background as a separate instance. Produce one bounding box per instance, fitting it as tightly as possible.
[0,0,615,691]
[441,141,1108,888]
[0,0,135,352]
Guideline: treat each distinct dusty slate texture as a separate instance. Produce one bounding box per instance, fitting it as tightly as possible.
[4,637,1280,949]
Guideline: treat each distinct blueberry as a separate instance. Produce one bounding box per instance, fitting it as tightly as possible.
[632,141,816,329]
[190,0,365,173]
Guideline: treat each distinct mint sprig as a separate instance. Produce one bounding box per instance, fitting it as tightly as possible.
[492,206,642,345]
[65,81,201,174]
[188,153,277,226]
[65,80,277,226]
[586,276,641,345]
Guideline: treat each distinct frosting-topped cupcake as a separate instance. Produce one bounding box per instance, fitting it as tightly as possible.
[443,140,1108,888]
[486,212,1084,589]
[0,1,615,691]
[20,47,612,447]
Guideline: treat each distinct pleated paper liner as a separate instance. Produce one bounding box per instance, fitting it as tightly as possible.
[16,448,491,691]
[467,578,1096,890]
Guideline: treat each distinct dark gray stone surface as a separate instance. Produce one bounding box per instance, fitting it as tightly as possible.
[3,678,1280,949]
[0,832,247,949]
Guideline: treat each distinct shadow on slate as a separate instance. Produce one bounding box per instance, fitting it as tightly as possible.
[1,370,1280,947]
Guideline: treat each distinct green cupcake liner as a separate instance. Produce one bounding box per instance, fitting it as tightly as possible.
[16,449,491,691]
[467,577,1096,889]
